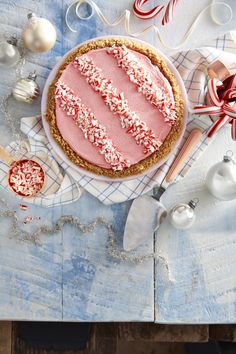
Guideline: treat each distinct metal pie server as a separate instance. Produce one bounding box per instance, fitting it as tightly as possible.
[123,128,203,251]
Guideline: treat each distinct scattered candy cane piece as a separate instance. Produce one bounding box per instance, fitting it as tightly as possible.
[20,204,28,211]
[133,0,164,20]
[162,0,180,25]
[23,216,33,224]
[207,114,232,138]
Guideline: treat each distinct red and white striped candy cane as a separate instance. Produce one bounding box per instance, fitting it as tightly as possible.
[190,105,222,116]
[162,0,180,25]
[232,119,236,140]
[208,78,224,107]
[223,102,236,118]
[133,0,164,20]
[222,87,236,100]
[207,114,232,138]
[133,0,180,24]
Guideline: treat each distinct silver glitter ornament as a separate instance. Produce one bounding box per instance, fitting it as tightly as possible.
[23,13,57,53]
[0,36,21,67]
[12,71,40,103]
[206,151,236,201]
[168,198,199,230]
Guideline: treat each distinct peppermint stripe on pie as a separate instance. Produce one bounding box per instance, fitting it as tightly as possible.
[107,45,176,126]
[73,55,162,154]
[55,81,130,171]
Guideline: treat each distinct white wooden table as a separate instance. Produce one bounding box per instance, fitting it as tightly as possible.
[0,0,236,322]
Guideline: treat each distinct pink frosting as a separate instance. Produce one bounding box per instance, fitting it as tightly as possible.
[55,47,175,169]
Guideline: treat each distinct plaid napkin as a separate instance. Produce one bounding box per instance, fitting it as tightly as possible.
[2,32,236,207]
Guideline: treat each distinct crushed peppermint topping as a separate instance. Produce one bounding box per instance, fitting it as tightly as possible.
[107,45,176,126]
[55,81,130,171]
[73,55,162,154]
[8,160,45,197]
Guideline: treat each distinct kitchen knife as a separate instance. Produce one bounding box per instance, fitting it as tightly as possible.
[123,128,203,251]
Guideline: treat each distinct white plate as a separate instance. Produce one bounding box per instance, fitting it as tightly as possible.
[41,35,188,182]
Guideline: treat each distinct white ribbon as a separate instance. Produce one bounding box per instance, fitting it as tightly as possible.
[65,0,233,50]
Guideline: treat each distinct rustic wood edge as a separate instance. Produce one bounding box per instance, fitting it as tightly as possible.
[0,322,12,354]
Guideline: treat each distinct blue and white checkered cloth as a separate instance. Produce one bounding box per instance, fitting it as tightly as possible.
[1,32,236,207]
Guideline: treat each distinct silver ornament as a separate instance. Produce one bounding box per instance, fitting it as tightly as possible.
[168,199,199,230]
[12,71,40,103]
[23,13,57,53]
[206,151,236,201]
[0,36,21,67]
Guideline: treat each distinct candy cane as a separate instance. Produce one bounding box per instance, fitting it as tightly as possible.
[162,0,180,25]
[207,114,232,138]
[133,0,164,20]
[208,78,224,107]
[232,119,236,140]
[222,88,236,100]
[190,105,222,116]
[223,102,236,118]
[228,74,236,89]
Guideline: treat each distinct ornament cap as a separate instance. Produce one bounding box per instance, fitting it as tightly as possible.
[27,12,36,19]
[27,70,37,81]
[223,150,233,163]
[188,198,199,210]
[223,155,231,162]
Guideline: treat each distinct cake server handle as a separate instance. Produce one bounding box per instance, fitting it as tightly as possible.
[165,127,203,184]
[153,128,203,199]
[0,145,14,165]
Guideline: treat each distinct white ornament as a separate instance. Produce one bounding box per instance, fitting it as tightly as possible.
[168,199,198,230]
[206,152,236,201]
[23,13,57,53]
[12,71,40,103]
[0,37,21,67]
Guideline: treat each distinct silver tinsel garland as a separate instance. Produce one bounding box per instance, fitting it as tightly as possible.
[0,197,157,264]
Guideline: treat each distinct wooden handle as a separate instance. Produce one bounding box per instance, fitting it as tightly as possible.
[0,146,14,165]
[165,128,203,184]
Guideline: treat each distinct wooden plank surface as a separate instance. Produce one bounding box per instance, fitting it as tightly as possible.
[0,0,236,323]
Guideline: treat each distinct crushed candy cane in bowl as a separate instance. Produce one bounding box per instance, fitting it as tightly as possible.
[0,145,45,198]
[8,159,45,197]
